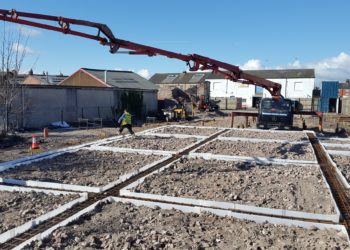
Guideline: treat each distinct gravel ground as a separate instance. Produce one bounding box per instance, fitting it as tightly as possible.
[331,154,350,183]
[152,126,221,136]
[196,140,316,161]
[0,150,163,187]
[105,135,198,152]
[134,158,335,214]
[0,191,78,234]
[27,201,349,249]
[222,129,308,141]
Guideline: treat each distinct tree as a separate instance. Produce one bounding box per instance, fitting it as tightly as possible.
[0,25,28,134]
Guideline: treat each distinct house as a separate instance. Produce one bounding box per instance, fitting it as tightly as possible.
[339,80,350,97]
[22,70,68,85]
[151,69,315,109]
[206,69,315,108]
[149,72,213,99]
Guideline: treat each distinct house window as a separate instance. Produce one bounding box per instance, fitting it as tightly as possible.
[212,82,221,90]
[294,82,303,91]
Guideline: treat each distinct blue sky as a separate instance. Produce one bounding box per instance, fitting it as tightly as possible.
[1,0,350,83]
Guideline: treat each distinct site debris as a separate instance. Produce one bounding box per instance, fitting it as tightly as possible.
[28,202,349,249]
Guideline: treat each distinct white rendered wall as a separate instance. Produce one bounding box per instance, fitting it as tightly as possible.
[262,78,315,98]
[208,77,315,107]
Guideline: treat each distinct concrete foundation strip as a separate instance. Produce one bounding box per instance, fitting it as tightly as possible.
[12,196,350,250]
[216,136,311,144]
[0,185,88,245]
[322,143,350,149]
[221,127,310,135]
[141,132,207,140]
[319,137,350,142]
[120,156,340,223]
[93,135,208,156]
[0,154,172,193]
[167,124,227,130]
[189,152,318,165]
[321,144,350,189]
[86,145,175,156]
[327,150,350,157]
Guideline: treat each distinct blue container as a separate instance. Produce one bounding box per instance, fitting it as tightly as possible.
[321,81,339,98]
[319,97,329,112]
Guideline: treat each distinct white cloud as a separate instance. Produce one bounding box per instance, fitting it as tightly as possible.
[286,52,350,81]
[136,69,150,79]
[241,59,263,70]
[12,42,34,54]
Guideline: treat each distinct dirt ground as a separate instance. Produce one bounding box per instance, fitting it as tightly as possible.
[104,135,199,152]
[330,154,350,183]
[27,201,349,250]
[0,126,156,163]
[0,150,163,187]
[134,157,335,214]
[0,191,78,234]
[196,140,316,161]
[0,114,345,164]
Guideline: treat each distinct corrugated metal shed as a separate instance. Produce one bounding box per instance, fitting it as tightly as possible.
[321,81,339,98]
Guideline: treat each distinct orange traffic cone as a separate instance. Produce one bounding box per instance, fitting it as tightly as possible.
[31,134,40,150]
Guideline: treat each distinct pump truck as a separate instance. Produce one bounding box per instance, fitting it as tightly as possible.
[0,9,307,128]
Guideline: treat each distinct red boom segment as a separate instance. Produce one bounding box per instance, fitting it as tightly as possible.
[0,8,282,96]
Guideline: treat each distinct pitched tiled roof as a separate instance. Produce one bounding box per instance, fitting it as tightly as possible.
[82,68,157,90]
[150,69,315,84]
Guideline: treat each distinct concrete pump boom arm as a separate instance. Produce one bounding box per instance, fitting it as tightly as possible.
[0,8,282,96]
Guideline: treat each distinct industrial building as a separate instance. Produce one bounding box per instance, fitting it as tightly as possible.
[5,68,158,128]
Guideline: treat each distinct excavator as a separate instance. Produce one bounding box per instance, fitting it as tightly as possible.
[0,9,319,129]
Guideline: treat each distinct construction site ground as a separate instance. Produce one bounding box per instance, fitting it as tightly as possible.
[0,191,78,234]
[0,116,350,249]
[28,201,348,249]
[134,157,335,214]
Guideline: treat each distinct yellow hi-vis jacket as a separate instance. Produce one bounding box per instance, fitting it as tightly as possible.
[119,112,132,126]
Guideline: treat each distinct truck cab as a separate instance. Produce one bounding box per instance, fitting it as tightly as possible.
[257,97,294,129]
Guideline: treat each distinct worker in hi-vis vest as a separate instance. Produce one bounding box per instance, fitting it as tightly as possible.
[118,109,135,135]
